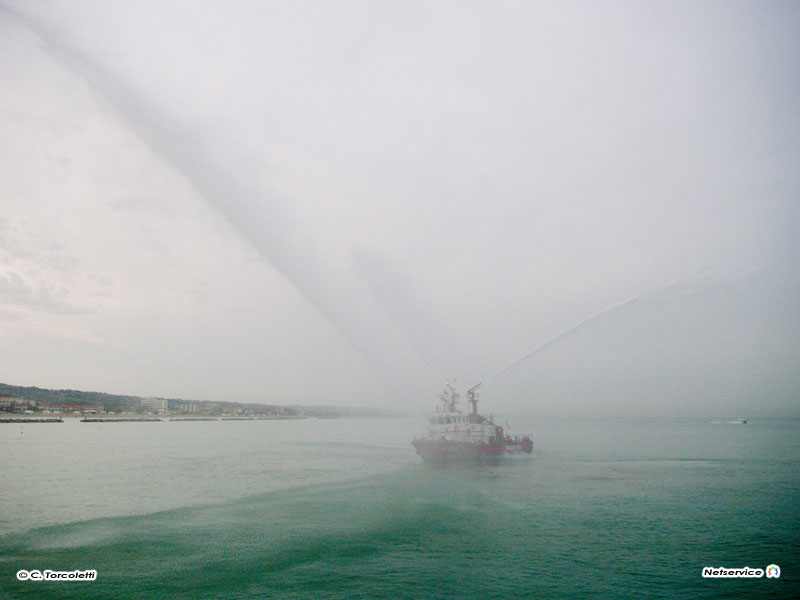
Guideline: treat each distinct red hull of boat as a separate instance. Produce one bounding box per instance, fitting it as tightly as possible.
[412,438,532,464]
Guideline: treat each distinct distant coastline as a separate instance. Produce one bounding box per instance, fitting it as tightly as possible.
[0,382,403,420]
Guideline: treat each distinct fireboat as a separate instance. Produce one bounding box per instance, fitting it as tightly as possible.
[412,382,533,464]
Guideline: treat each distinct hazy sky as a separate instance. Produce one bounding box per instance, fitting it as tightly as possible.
[1,1,798,416]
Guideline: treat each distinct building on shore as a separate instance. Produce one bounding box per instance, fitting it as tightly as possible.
[141,398,169,413]
[1,397,37,412]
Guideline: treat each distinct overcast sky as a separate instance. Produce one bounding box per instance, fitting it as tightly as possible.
[1,1,798,417]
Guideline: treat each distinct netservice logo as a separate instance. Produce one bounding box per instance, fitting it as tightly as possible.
[765,564,780,579]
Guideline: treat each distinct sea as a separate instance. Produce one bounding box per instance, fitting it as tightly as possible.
[0,415,797,599]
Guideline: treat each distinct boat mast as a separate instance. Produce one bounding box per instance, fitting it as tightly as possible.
[440,382,458,412]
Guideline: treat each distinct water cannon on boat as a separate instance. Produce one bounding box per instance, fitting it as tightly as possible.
[466,383,481,416]
[465,383,488,424]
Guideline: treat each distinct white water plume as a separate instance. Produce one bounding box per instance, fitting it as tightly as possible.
[5,5,439,400]
[2,1,798,415]
[484,281,679,384]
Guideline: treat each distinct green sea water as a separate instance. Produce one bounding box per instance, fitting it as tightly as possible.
[1,417,797,599]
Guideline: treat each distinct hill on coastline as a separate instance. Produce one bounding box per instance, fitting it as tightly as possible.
[0,382,401,417]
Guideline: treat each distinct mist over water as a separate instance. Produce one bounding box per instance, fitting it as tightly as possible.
[2,418,798,599]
